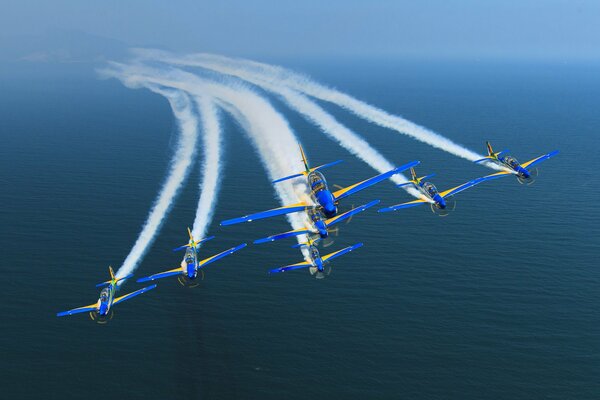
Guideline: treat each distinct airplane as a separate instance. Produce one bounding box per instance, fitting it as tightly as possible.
[473,141,559,185]
[378,167,489,216]
[253,200,380,245]
[220,144,419,226]
[136,229,247,285]
[269,239,363,279]
[56,266,156,322]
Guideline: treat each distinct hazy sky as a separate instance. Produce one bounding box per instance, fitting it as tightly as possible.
[2,0,599,61]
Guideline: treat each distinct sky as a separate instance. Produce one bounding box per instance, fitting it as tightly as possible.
[1,0,599,61]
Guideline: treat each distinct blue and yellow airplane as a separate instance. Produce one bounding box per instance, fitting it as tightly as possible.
[474,141,559,185]
[269,238,363,278]
[220,145,419,226]
[137,228,246,285]
[253,200,380,245]
[56,266,156,321]
[378,167,489,216]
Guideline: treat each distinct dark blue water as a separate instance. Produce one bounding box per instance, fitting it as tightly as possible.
[1,59,598,399]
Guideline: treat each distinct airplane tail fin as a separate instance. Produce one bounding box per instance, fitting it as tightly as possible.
[486,141,494,157]
[299,144,310,173]
[407,167,435,184]
[109,266,116,281]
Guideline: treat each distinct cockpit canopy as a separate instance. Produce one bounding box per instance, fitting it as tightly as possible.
[504,155,520,168]
[308,171,328,192]
[100,289,109,303]
[423,182,438,197]
[308,208,324,223]
[310,246,320,261]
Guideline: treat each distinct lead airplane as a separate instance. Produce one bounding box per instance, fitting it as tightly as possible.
[269,239,363,279]
[378,167,489,216]
[136,228,246,285]
[474,141,558,185]
[220,145,419,226]
[57,266,156,322]
[253,200,380,245]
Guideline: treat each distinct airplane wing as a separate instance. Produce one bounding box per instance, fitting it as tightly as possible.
[521,150,559,169]
[439,177,490,198]
[332,161,419,201]
[325,200,380,226]
[269,260,312,274]
[57,302,99,317]
[198,243,247,268]
[112,284,157,306]
[477,170,515,184]
[377,198,428,213]
[136,267,183,283]
[321,243,364,263]
[254,228,311,244]
[220,202,309,226]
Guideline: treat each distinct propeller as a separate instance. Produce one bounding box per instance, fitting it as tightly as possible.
[430,197,457,217]
[177,269,204,288]
[89,309,114,324]
[309,264,332,279]
[517,168,538,185]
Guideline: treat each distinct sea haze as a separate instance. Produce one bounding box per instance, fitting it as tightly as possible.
[0,58,598,399]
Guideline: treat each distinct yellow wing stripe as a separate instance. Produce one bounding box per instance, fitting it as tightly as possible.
[332,178,370,199]
[521,155,545,169]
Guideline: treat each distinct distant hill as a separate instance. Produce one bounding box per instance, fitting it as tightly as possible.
[0,29,132,63]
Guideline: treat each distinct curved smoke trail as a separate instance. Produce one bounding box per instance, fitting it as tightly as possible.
[191,96,222,239]
[134,50,487,164]
[104,62,313,250]
[113,86,199,279]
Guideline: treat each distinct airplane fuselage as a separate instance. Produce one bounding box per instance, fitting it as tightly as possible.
[307,171,337,218]
[183,247,200,279]
[98,284,116,316]
[308,244,325,272]
[417,181,446,209]
[495,156,530,178]
[307,208,329,239]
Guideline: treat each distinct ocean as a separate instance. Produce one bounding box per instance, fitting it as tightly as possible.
[0,58,598,399]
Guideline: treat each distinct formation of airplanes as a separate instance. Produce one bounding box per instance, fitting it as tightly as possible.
[57,142,558,322]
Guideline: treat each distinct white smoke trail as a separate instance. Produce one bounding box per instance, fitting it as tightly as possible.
[104,63,312,251]
[133,51,422,198]
[113,86,199,279]
[191,96,222,239]
[133,50,488,164]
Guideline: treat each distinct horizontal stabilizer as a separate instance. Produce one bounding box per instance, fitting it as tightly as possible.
[95,273,133,288]
[172,235,215,252]
[272,160,344,184]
